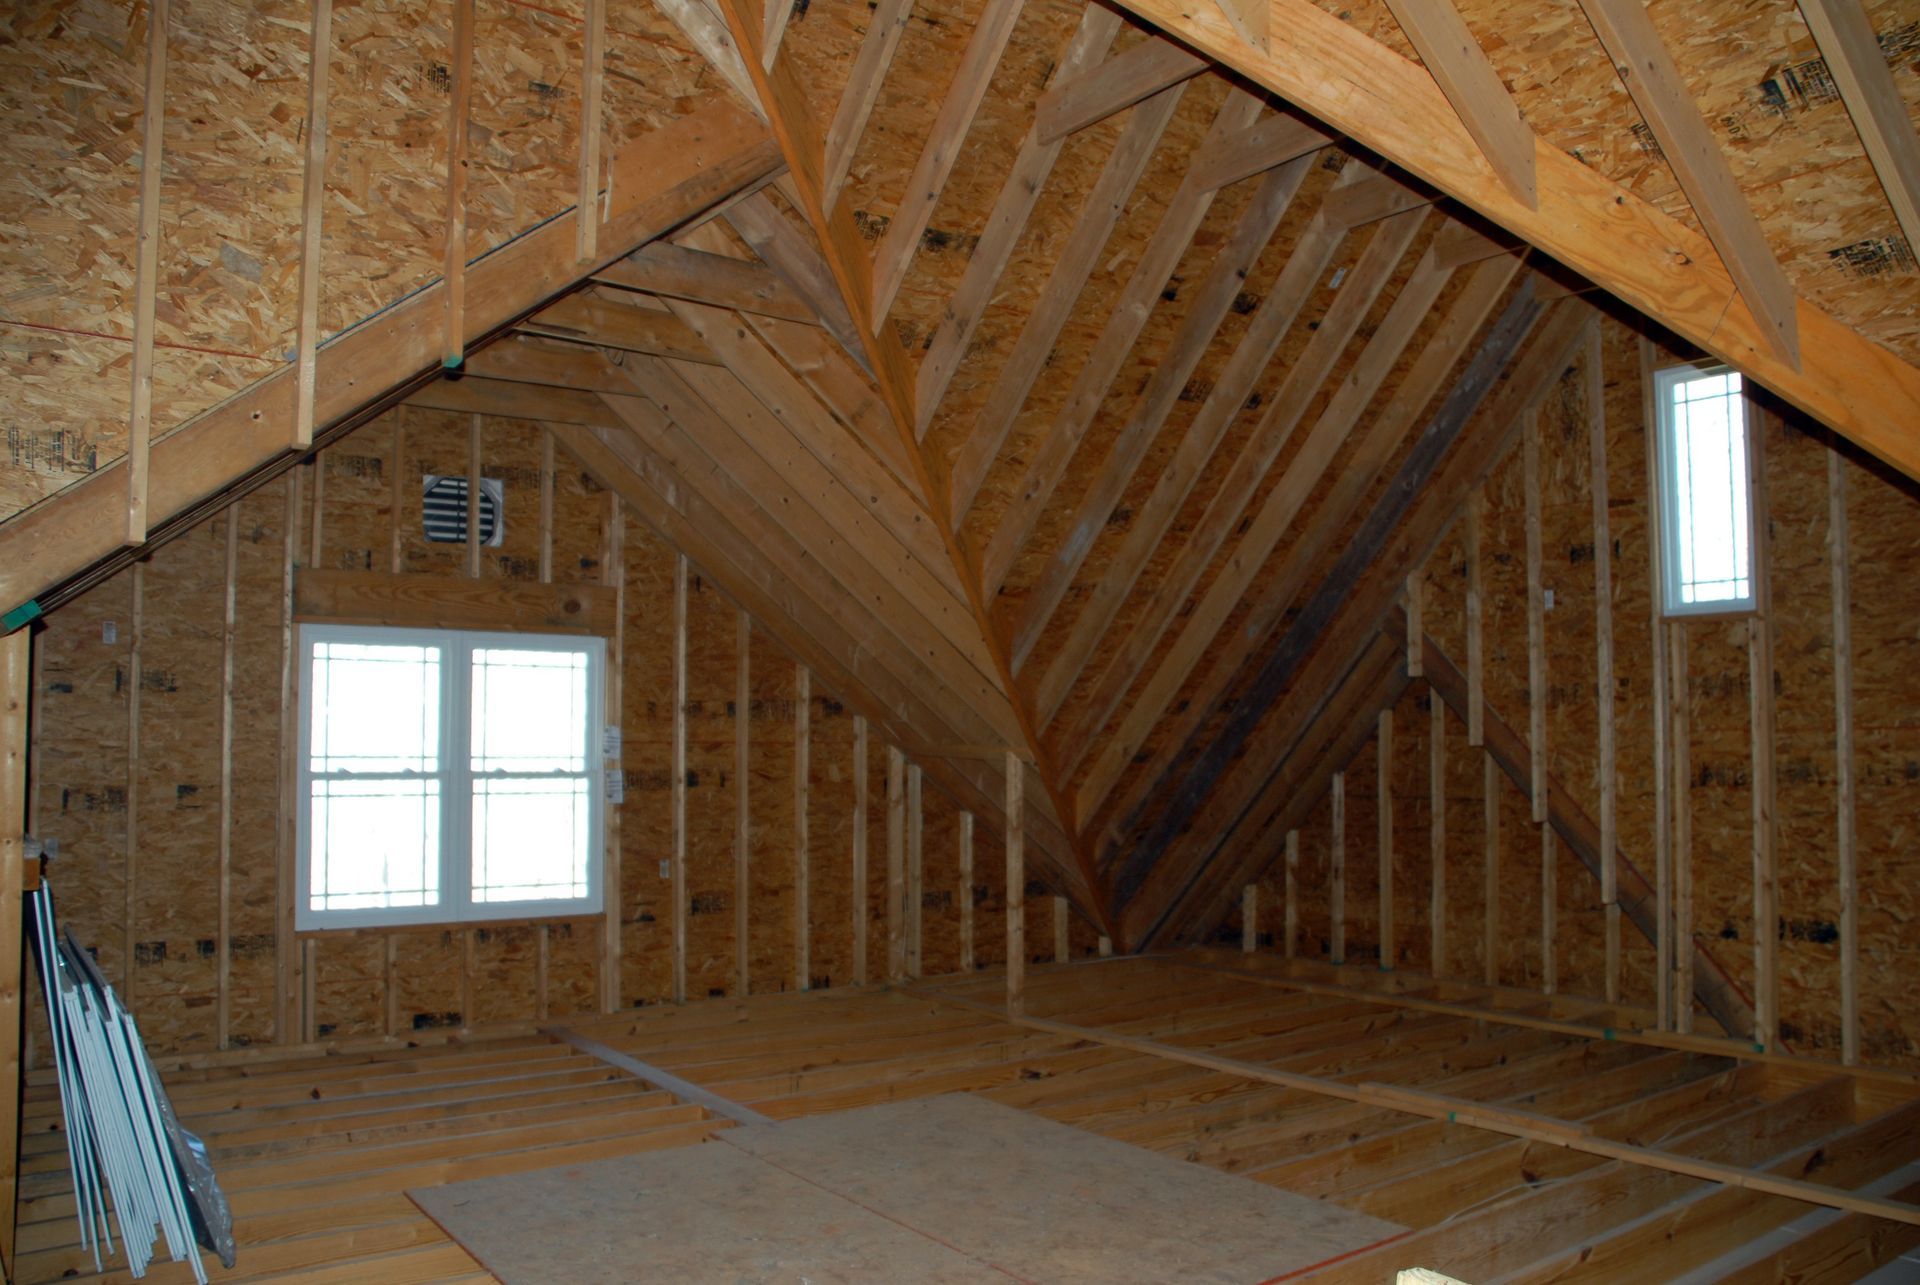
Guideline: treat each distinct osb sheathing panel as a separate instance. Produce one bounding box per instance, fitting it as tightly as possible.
[1020,154,1353,684]
[880,0,1101,355]
[1050,179,1439,775]
[741,601,798,998]
[1271,313,1920,1068]
[1768,413,1845,1055]
[916,32,1174,476]
[957,74,1233,544]
[1053,171,1384,793]
[807,682,857,989]
[31,557,132,1013]
[1842,436,1920,1064]
[992,170,1263,604]
[129,516,223,1051]
[26,413,1022,1064]
[0,0,718,524]
[1318,0,1920,362]
[1079,215,1494,836]
[619,513,676,1009]
[686,593,746,1003]
[227,484,289,1045]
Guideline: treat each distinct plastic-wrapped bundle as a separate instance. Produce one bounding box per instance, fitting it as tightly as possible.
[27,881,237,1280]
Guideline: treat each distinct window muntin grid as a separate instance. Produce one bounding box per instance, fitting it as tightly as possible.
[297,624,604,930]
[1655,365,1755,616]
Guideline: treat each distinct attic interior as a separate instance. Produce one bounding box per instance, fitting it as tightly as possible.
[2,0,1920,1275]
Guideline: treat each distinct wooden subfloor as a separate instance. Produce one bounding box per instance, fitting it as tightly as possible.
[15,952,1920,1282]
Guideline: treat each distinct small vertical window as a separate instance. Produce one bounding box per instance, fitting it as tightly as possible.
[1654,364,1755,615]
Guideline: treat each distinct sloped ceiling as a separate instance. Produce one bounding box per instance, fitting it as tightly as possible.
[5,0,1920,951]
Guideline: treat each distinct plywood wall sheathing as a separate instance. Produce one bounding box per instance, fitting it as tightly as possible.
[22,410,1048,1061]
[0,0,747,526]
[1260,311,1920,1069]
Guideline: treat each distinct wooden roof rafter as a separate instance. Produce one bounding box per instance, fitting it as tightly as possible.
[1032,161,1448,742]
[1031,34,1207,145]
[1004,152,1322,673]
[914,4,1128,437]
[1379,0,1536,208]
[1086,220,1464,843]
[546,411,1090,907]
[976,86,1269,598]
[823,0,916,207]
[1124,291,1599,947]
[722,193,874,379]
[646,0,1125,935]
[1105,0,1920,481]
[0,97,784,624]
[1797,0,1920,257]
[1070,204,1437,821]
[590,242,819,326]
[868,0,1027,323]
[1153,630,1413,944]
[944,79,1188,519]
[1110,270,1552,921]
[1571,0,1798,365]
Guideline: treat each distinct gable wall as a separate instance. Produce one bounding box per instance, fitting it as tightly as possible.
[21,408,1092,1064]
[1235,310,1920,1069]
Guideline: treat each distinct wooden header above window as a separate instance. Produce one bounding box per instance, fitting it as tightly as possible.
[294,570,617,637]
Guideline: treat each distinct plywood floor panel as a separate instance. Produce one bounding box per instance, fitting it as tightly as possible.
[414,1095,1401,1283]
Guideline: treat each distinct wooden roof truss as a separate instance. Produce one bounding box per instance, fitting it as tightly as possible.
[5,0,1920,962]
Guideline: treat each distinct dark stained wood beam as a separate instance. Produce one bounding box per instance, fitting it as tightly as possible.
[1136,634,1411,947]
[1109,279,1548,916]
[1124,299,1594,948]
[1404,611,1755,1038]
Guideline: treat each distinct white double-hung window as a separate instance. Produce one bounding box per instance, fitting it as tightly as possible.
[297,624,605,929]
[1653,363,1756,616]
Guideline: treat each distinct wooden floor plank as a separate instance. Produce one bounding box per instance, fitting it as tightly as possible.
[18,954,1914,1283]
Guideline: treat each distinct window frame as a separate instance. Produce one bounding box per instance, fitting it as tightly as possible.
[295,622,606,932]
[1653,361,1758,619]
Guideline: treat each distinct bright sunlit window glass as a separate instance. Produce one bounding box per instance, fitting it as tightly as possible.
[1654,364,1755,616]
[297,625,604,930]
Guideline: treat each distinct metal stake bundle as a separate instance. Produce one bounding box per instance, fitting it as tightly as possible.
[27,881,234,1282]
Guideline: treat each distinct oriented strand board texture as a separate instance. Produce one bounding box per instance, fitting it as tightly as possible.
[412,1095,1399,1283]
[0,0,720,522]
[24,414,1007,1062]
[1262,313,1920,1070]
[1314,0,1920,362]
